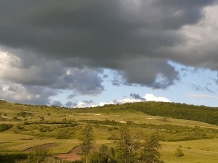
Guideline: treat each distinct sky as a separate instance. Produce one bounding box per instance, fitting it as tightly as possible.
[0,0,218,108]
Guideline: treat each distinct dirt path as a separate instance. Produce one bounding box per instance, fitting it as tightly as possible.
[24,143,57,152]
[23,143,82,161]
[56,146,82,161]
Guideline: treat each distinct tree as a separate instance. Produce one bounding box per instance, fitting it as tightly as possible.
[98,144,109,162]
[80,124,95,163]
[115,125,141,163]
[88,152,102,163]
[88,144,116,163]
[115,126,163,163]
[108,147,117,163]
[25,147,47,163]
[87,145,109,163]
[138,133,164,163]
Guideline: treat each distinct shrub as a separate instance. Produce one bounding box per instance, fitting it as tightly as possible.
[71,160,83,163]
[25,147,48,163]
[174,148,184,157]
[55,128,73,139]
[17,111,33,118]
[12,116,21,121]
[0,124,13,132]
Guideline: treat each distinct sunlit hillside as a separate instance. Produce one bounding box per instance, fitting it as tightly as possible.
[1,100,218,163]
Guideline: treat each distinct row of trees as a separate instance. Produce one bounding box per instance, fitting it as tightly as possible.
[80,124,164,163]
[88,102,218,126]
[11,124,163,163]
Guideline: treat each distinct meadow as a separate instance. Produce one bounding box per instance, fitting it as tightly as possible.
[1,100,218,162]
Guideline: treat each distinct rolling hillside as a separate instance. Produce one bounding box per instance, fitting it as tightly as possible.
[1,100,218,163]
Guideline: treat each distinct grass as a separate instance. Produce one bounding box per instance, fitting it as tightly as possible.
[1,101,218,162]
[161,139,218,163]
[0,132,54,151]
[49,139,80,154]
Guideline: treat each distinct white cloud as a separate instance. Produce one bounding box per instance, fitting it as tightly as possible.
[0,50,20,65]
[0,83,57,105]
[73,93,170,108]
[0,50,21,79]
[76,102,88,108]
[144,94,171,102]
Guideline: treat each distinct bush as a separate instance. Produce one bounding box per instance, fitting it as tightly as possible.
[12,116,21,121]
[174,148,184,157]
[25,147,48,163]
[88,152,109,163]
[17,111,33,118]
[71,160,83,163]
[55,128,73,139]
[0,124,13,132]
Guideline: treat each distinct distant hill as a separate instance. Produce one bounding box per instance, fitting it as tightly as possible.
[1,99,218,126]
[1,100,218,163]
[90,102,218,125]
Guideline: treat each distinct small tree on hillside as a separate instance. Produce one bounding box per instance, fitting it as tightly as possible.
[115,125,141,163]
[25,147,48,163]
[138,132,164,163]
[80,124,95,163]
[88,144,117,163]
[116,126,163,163]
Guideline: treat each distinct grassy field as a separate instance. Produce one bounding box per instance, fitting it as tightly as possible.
[1,100,218,162]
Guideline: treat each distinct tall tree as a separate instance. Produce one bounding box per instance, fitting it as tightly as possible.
[115,125,140,163]
[115,126,163,163]
[88,144,109,163]
[138,133,164,163]
[80,124,95,163]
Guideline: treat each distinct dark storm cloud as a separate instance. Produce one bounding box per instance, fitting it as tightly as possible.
[83,100,94,104]
[52,100,63,106]
[121,58,179,88]
[65,101,73,107]
[103,75,108,78]
[51,68,104,95]
[112,79,122,86]
[151,0,215,28]
[130,93,145,101]
[67,94,76,99]
[0,0,185,61]
[0,0,217,94]
[0,51,104,95]
[181,68,188,72]
[65,101,77,108]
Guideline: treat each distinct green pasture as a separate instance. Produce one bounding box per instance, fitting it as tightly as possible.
[1,100,218,162]
[162,139,218,163]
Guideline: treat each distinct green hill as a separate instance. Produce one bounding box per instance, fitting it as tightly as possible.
[92,102,218,125]
[1,100,218,163]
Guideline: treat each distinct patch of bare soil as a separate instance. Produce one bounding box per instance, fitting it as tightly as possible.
[24,143,57,152]
[56,146,82,161]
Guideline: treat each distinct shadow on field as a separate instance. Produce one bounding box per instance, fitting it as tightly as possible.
[0,153,27,163]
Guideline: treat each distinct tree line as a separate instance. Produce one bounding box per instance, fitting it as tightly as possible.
[80,124,164,163]
[83,102,218,126]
